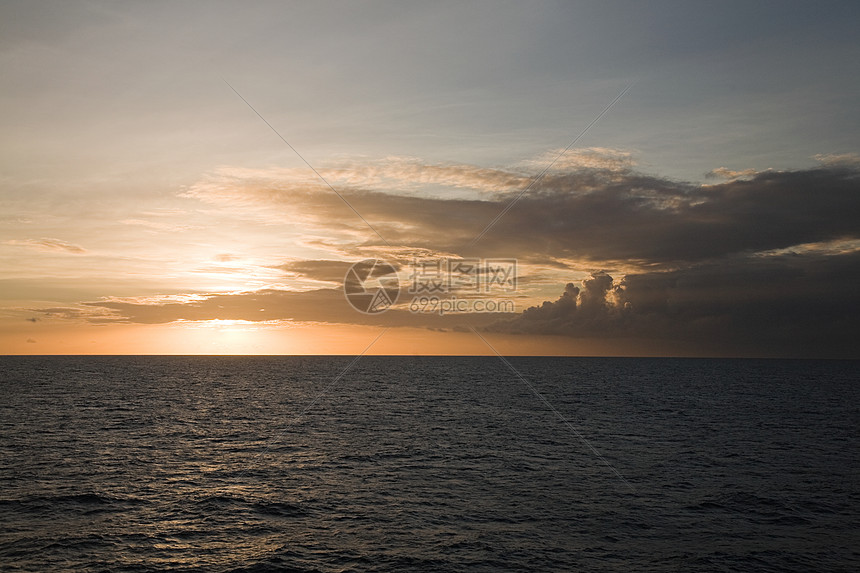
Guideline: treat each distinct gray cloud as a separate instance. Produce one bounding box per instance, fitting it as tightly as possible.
[488,251,860,358]
[279,260,372,283]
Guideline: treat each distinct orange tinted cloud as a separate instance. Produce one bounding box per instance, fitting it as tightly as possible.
[4,238,86,254]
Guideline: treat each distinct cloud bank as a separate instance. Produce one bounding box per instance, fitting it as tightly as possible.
[185,158,860,268]
[488,252,860,357]
[75,288,506,330]
[48,151,860,357]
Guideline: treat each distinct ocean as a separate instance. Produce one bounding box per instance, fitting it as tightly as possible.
[0,356,857,572]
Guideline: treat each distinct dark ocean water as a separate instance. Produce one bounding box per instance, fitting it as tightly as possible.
[0,356,857,572]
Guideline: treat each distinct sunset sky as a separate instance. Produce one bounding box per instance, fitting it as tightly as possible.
[2,1,858,356]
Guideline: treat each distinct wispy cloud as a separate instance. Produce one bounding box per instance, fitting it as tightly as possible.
[119,219,200,232]
[4,238,87,254]
[813,152,860,167]
[321,156,531,194]
[704,166,762,180]
[35,305,119,323]
[524,147,636,173]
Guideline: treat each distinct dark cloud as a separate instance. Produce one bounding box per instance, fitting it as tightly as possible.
[488,251,860,358]
[189,163,860,267]
[78,288,508,329]
[375,166,860,264]
[279,260,369,283]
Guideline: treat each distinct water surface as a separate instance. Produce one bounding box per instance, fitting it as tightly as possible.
[1,356,857,571]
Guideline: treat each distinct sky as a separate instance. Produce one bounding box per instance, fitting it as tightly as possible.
[1,0,858,357]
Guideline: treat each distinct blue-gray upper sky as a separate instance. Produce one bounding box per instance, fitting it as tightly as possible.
[3,0,858,184]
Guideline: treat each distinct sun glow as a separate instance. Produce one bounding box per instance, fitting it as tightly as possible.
[170,319,281,354]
